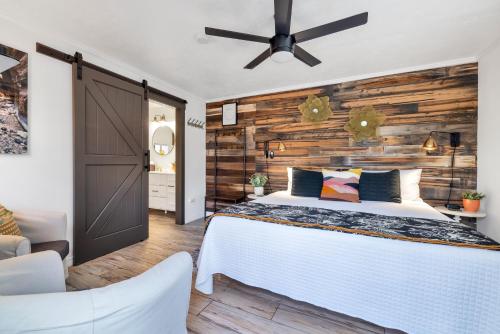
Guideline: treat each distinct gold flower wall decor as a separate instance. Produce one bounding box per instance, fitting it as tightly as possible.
[298,95,333,122]
[344,106,385,142]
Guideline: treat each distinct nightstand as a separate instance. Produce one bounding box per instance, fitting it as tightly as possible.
[435,206,486,229]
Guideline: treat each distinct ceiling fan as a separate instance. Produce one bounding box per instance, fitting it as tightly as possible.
[205,0,368,69]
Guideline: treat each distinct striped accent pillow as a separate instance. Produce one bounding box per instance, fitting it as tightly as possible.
[320,168,362,203]
[0,204,22,236]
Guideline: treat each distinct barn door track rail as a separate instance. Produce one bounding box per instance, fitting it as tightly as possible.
[35,42,187,105]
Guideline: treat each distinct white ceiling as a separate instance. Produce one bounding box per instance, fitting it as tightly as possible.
[1,0,500,100]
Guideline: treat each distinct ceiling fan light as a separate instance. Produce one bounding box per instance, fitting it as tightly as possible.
[270,50,294,63]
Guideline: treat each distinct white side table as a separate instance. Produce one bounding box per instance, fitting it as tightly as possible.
[435,206,486,223]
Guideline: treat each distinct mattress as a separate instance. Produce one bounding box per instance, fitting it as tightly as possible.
[196,192,500,334]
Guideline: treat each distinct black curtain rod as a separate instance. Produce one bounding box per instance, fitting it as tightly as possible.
[36,42,187,105]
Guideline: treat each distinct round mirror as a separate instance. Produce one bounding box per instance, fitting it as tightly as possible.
[152,126,175,155]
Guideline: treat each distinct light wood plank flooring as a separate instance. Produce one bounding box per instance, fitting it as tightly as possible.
[67,211,405,334]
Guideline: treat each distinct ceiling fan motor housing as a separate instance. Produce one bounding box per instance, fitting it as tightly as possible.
[205,0,368,68]
[270,34,295,55]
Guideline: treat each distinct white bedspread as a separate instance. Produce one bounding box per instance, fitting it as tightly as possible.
[196,192,500,334]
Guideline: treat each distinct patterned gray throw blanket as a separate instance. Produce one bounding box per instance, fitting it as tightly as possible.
[206,202,500,251]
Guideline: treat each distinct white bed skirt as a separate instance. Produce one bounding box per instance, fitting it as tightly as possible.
[196,216,500,334]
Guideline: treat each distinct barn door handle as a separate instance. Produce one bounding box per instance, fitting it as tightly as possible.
[144,150,150,172]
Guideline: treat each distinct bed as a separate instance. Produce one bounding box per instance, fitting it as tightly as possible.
[196,191,500,334]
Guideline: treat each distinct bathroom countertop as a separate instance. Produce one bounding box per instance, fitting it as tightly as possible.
[149,171,176,175]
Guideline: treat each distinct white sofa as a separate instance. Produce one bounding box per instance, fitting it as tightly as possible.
[0,210,70,275]
[0,251,193,334]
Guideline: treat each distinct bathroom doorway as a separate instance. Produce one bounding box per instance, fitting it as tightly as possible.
[148,93,185,225]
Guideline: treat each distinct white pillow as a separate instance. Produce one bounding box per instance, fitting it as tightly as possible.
[364,169,422,201]
[399,169,422,201]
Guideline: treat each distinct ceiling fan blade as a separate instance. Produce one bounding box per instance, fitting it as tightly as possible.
[293,45,321,67]
[205,27,269,44]
[244,49,271,69]
[292,12,368,43]
[274,0,293,35]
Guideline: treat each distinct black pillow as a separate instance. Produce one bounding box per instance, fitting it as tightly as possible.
[291,168,323,197]
[359,170,401,203]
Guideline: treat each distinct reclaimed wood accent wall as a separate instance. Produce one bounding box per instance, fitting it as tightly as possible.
[206,63,478,208]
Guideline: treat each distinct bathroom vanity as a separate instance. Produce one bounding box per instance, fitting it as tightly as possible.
[149,171,175,212]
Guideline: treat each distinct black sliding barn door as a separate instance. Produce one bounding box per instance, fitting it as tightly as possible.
[73,64,148,265]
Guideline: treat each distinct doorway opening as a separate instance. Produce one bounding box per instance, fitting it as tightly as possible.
[148,91,185,226]
[148,100,176,221]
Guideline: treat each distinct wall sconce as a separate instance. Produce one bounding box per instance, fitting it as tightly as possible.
[153,114,166,123]
[264,140,287,159]
[422,131,461,210]
[422,131,460,151]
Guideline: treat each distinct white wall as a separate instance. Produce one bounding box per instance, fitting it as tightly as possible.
[0,17,206,265]
[478,40,500,242]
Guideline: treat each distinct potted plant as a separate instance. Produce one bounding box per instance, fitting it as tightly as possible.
[462,191,485,212]
[249,174,268,196]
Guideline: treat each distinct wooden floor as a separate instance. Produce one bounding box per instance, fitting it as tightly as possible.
[67,212,404,334]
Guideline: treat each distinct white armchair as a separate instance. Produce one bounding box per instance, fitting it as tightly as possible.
[0,234,31,259]
[0,210,69,274]
[14,210,67,245]
[0,251,193,334]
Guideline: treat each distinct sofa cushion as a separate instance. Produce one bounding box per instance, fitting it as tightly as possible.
[31,240,69,260]
[0,204,22,236]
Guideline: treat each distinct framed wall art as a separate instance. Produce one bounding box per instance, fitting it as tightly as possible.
[0,43,28,154]
[222,102,237,126]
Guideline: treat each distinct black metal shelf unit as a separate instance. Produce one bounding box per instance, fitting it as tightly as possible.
[205,127,247,215]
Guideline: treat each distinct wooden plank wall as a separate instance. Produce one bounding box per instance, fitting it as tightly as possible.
[206,63,478,207]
